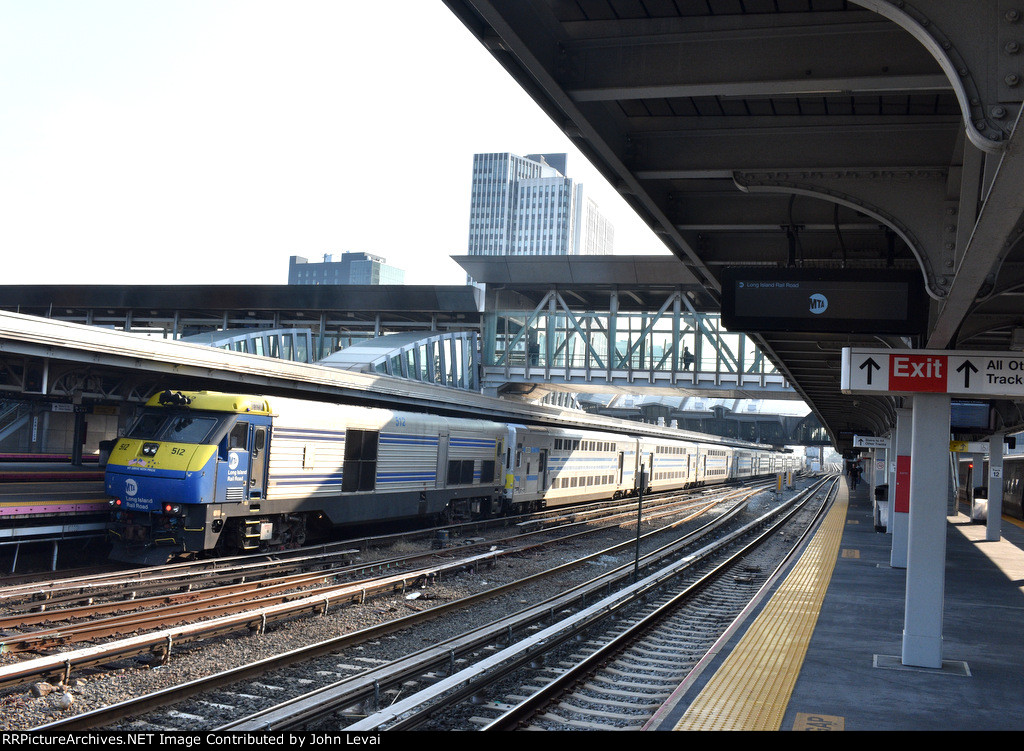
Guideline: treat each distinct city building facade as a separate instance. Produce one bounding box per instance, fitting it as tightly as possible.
[467,152,614,256]
[288,252,405,285]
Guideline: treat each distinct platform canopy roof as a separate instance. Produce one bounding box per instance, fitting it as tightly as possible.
[444,0,1024,451]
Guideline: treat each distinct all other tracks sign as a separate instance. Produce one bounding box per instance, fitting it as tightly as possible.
[841,347,1024,398]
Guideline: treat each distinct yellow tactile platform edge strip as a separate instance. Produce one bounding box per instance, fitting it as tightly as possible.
[673,491,848,731]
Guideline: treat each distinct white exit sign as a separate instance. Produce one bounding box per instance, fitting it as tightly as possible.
[842,347,1024,398]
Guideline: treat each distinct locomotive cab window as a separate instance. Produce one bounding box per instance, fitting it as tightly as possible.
[126,409,224,444]
[127,412,169,440]
[229,421,249,449]
[166,415,218,444]
[218,419,249,460]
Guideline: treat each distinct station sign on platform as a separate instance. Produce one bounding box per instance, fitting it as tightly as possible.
[842,347,1024,399]
[949,440,988,453]
[720,268,926,335]
[854,435,890,449]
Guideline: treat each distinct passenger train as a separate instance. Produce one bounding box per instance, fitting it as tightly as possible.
[105,390,802,564]
[956,454,1024,522]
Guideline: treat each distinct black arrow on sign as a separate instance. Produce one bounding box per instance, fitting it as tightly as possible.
[957,360,978,388]
[859,357,881,385]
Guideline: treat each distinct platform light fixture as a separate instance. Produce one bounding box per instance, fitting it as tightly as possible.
[1011,327,1024,350]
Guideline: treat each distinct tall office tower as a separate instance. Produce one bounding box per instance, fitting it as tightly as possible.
[575,188,616,255]
[288,252,405,285]
[467,153,614,256]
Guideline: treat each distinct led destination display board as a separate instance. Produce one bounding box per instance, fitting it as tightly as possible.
[720,267,927,334]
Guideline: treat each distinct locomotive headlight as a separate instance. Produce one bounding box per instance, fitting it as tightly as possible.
[109,498,121,507]
[142,443,159,457]
[163,503,184,515]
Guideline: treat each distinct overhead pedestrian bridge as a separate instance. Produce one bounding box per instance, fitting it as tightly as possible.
[458,255,795,400]
[0,265,798,402]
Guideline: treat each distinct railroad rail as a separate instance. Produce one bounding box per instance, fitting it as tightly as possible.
[483,478,837,731]
[1,485,753,694]
[22,480,781,731]
[334,478,835,731]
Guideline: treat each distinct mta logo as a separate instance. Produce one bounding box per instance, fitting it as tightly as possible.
[809,293,828,314]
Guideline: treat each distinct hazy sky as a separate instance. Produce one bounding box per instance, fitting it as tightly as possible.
[0,1,669,287]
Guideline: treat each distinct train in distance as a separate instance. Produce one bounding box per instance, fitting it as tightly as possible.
[104,390,804,565]
[955,453,1024,523]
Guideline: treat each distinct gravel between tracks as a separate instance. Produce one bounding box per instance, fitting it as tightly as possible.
[0,528,631,731]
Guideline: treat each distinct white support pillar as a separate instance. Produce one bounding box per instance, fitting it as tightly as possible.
[868,447,880,530]
[876,446,889,529]
[883,433,896,533]
[902,393,951,669]
[987,432,1004,542]
[868,448,877,491]
[890,406,913,564]
[880,445,890,531]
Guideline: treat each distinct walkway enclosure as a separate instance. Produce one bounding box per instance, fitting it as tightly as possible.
[483,290,787,396]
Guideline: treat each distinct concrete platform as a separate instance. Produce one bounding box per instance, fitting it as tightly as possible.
[649,477,1024,731]
[0,461,104,482]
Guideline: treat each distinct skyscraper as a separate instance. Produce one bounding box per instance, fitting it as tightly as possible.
[467,153,614,256]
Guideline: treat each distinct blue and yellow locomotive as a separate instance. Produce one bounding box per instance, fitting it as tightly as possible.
[106,390,506,564]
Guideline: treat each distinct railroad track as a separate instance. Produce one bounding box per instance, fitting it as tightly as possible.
[21,480,783,731]
[0,484,713,609]
[486,545,809,730]
[439,477,837,731]
[0,487,732,633]
[0,483,754,697]
[224,476,833,732]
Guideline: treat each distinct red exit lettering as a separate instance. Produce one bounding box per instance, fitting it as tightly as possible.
[890,354,947,392]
